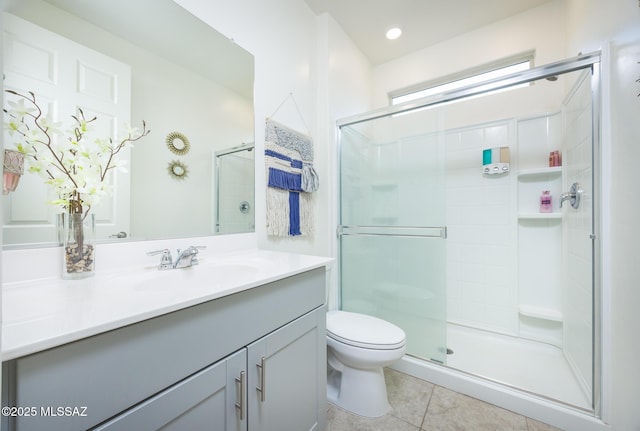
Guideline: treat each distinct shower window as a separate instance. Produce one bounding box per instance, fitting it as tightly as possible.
[390,52,534,105]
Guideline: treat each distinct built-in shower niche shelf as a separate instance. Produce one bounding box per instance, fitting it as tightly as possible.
[517,166,562,179]
[518,212,562,220]
[518,305,563,322]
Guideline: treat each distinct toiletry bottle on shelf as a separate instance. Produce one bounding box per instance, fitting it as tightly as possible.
[540,190,552,213]
[549,150,562,167]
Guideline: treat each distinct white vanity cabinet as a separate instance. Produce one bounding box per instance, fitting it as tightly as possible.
[2,267,327,431]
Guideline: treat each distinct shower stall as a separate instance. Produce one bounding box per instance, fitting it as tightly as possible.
[214,143,255,234]
[337,53,601,418]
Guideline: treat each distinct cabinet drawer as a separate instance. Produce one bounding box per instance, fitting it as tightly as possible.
[4,268,325,431]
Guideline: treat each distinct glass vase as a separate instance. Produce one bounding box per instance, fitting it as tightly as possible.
[3,149,25,195]
[60,212,96,279]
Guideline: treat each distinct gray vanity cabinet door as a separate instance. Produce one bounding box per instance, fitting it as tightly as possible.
[247,306,326,431]
[93,349,247,431]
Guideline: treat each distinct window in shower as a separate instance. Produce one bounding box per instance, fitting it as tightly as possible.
[338,54,600,413]
[390,51,533,106]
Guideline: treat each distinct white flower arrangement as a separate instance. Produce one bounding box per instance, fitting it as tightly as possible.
[3,89,149,215]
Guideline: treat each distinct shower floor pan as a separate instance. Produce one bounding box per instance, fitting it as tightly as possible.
[444,323,591,409]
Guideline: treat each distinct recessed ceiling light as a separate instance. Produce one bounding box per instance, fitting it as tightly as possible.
[386,27,402,40]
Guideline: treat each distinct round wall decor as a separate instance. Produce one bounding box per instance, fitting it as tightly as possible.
[167,160,189,180]
[166,132,190,155]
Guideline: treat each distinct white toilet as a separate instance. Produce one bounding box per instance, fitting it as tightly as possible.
[326,310,406,417]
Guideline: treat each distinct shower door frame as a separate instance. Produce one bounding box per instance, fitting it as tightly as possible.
[336,51,603,416]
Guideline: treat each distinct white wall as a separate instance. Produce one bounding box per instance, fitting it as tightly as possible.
[371,1,568,108]
[173,0,372,262]
[174,0,323,256]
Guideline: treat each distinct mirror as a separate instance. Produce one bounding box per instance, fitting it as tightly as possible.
[2,0,255,247]
[166,132,191,156]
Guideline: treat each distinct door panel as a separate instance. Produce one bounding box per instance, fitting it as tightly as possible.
[247,308,324,431]
[561,69,594,400]
[340,233,447,363]
[339,118,447,364]
[2,13,131,244]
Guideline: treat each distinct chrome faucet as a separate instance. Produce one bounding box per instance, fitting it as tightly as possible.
[560,182,582,209]
[173,246,206,269]
[147,246,206,270]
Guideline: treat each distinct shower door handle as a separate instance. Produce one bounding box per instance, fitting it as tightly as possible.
[560,182,582,209]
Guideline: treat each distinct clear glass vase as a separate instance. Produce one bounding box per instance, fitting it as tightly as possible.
[60,212,96,279]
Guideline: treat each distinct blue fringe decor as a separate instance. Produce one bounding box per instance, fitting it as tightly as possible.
[265,130,315,237]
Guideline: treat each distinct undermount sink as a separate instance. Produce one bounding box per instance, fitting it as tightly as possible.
[127,263,261,292]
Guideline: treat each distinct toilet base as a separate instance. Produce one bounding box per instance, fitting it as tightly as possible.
[326,361,390,418]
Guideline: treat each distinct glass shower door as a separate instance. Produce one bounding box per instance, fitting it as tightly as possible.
[339,119,448,363]
[215,145,255,234]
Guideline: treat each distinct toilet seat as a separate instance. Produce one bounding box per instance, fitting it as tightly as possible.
[327,310,405,350]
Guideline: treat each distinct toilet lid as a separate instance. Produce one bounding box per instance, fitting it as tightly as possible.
[326,310,406,350]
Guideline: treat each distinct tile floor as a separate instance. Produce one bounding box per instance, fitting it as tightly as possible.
[326,368,563,431]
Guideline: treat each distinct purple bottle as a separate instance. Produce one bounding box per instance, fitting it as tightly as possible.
[540,190,552,213]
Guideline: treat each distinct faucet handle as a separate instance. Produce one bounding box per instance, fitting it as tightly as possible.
[147,249,173,270]
[185,245,206,266]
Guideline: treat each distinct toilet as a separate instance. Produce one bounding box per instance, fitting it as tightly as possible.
[326,310,406,417]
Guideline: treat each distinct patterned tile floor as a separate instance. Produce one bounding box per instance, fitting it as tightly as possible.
[326,368,563,431]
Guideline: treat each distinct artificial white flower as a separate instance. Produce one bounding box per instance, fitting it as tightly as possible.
[3,90,149,214]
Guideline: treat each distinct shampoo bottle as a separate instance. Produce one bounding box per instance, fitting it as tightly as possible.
[540,190,552,213]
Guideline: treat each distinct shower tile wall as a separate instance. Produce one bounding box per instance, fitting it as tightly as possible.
[341,108,574,356]
[445,121,519,335]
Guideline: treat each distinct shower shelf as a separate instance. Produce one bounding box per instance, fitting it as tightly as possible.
[518,213,562,220]
[517,166,562,178]
[518,305,563,322]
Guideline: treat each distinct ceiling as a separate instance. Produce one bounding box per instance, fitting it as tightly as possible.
[304,0,553,65]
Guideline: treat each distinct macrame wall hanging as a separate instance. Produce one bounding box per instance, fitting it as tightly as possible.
[265,93,319,237]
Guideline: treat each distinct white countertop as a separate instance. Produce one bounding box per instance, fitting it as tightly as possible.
[2,249,333,361]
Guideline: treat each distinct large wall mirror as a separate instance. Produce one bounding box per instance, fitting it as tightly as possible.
[2,0,255,248]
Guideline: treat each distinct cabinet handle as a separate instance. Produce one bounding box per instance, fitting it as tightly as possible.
[256,357,266,402]
[235,371,246,420]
